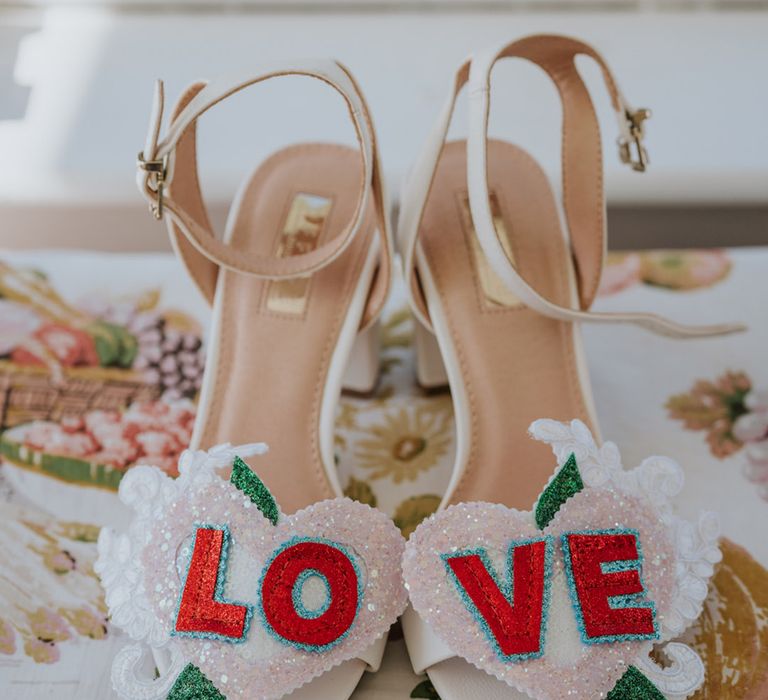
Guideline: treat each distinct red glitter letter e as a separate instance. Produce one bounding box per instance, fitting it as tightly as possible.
[564,531,657,641]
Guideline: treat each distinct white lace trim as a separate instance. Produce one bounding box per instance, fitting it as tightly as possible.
[111,642,187,700]
[635,643,706,699]
[529,419,718,698]
[95,443,269,690]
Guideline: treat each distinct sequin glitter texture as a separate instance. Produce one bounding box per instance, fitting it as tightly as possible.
[230,456,279,526]
[402,488,676,700]
[442,537,554,662]
[167,663,226,700]
[561,528,659,645]
[535,453,583,529]
[141,476,407,700]
[173,524,253,643]
[605,665,665,700]
[258,537,363,652]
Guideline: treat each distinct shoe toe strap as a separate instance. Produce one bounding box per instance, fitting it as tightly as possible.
[357,633,390,673]
[401,604,456,676]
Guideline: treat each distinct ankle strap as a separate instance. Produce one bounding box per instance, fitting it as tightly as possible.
[137,60,392,329]
[398,35,744,339]
[470,35,642,311]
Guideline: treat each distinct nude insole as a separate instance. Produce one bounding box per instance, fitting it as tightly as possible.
[193,143,376,514]
[418,139,596,511]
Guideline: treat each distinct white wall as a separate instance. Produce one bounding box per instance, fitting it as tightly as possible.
[1,4,766,250]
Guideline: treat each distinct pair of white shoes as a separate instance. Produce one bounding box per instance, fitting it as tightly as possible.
[109,32,739,700]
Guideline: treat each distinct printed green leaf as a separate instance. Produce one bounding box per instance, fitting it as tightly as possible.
[87,321,121,366]
[394,494,442,538]
[117,327,138,367]
[411,679,441,699]
[230,456,279,526]
[343,477,378,507]
[168,663,226,700]
[606,666,665,700]
[87,321,138,368]
[534,453,584,530]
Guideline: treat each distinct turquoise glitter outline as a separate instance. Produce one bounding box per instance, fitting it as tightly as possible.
[258,536,364,654]
[441,536,555,663]
[560,527,660,646]
[171,523,254,645]
[291,569,332,620]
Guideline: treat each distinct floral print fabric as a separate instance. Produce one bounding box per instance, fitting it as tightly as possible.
[0,506,106,665]
[0,248,767,699]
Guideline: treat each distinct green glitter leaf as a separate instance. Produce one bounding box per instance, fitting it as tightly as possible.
[230,456,279,526]
[606,666,665,700]
[534,453,584,530]
[167,663,226,700]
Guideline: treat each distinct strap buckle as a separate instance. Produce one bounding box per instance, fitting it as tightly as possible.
[137,151,168,220]
[618,108,651,173]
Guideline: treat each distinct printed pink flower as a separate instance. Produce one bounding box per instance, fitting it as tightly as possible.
[0,300,42,355]
[24,637,60,664]
[598,250,733,297]
[733,412,768,444]
[669,373,768,501]
[597,253,642,297]
[12,323,99,368]
[640,249,732,291]
[60,416,85,433]
[0,619,16,655]
[734,394,768,500]
[60,607,108,640]
[42,547,77,575]
[16,399,193,479]
[26,608,71,644]
[134,430,182,458]
[666,371,751,458]
[24,422,98,458]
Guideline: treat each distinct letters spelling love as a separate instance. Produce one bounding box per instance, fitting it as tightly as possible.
[443,529,658,661]
[171,526,658,661]
[173,526,361,650]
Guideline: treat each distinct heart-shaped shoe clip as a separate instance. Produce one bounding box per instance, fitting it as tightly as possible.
[97,442,408,699]
[402,419,720,700]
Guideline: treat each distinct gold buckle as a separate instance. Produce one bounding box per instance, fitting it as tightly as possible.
[137,151,168,220]
[618,108,651,173]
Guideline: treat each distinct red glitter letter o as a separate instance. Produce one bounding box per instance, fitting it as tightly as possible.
[261,540,359,649]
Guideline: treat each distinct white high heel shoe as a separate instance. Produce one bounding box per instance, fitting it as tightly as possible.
[396,34,742,700]
[105,59,399,700]
[137,60,393,514]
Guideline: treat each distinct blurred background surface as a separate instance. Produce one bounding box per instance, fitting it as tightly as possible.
[1,0,767,251]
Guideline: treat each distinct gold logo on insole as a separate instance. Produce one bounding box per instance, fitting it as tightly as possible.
[459,191,523,309]
[266,193,333,316]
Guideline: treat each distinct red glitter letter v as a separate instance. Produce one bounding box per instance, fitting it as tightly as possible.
[445,538,550,659]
